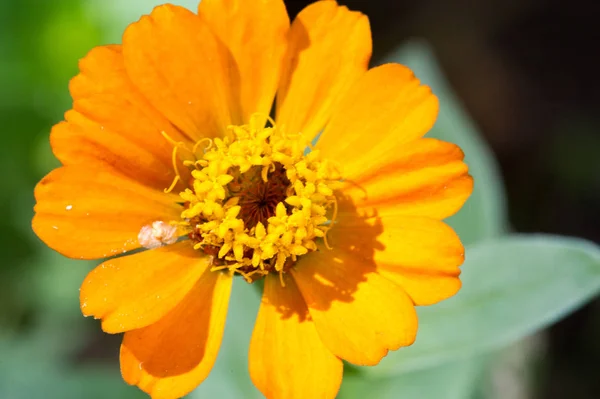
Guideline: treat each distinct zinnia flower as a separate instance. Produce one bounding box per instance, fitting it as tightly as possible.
[32,0,473,398]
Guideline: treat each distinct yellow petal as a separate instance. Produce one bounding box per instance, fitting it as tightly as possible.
[249,273,343,399]
[335,206,464,305]
[291,249,418,366]
[198,0,289,123]
[317,63,438,174]
[122,5,240,139]
[276,0,371,140]
[120,269,233,399]
[80,242,211,333]
[32,166,181,259]
[341,138,473,219]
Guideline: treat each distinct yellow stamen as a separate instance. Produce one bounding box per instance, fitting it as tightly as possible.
[193,138,213,154]
[279,270,286,287]
[161,131,196,194]
[163,175,181,194]
[167,114,341,281]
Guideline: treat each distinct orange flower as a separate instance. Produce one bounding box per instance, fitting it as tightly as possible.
[32,1,473,398]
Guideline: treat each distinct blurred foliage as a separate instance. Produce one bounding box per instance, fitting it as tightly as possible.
[1,1,599,399]
[0,0,99,332]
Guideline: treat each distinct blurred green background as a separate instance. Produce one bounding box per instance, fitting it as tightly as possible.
[1,0,599,398]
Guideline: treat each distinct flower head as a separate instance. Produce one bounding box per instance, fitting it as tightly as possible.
[32,1,473,398]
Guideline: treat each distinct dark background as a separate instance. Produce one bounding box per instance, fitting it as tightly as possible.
[285,0,600,397]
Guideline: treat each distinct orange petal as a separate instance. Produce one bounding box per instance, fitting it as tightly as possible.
[335,208,464,306]
[52,112,174,191]
[341,138,473,220]
[122,5,240,140]
[249,273,343,399]
[69,44,124,99]
[198,0,289,123]
[291,248,418,366]
[32,166,181,260]
[317,63,438,174]
[58,45,190,190]
[276,0,371,140]
[80,242,211,333]
[120,269,233,399]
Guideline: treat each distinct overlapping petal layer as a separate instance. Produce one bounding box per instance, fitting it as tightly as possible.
[120,269,233,399]
[341,138,473,219]
[80,242,211,333]
[334,209,464,305]
[249,274,343,399]
[292,243,418,366]
[276,0,372,140]
[317,63,439,173]
[198,0,289,124]
[55,45,189,190]
[32,166,181,259]
[123,4,240,139]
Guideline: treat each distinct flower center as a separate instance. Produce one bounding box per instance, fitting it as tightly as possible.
[229,163,290,230]
[172,116,341,282]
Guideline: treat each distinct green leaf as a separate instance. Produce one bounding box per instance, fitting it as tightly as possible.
[340,356,487,399]
[380,41,508,245]
[364,234,600,376]
[189,278,262,398]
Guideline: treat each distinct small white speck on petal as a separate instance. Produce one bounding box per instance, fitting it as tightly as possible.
[138,221,178,249]
[52,226,58,230]
[65,205,73,210]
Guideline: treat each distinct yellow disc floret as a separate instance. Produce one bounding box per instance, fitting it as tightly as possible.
[168,115,341,282]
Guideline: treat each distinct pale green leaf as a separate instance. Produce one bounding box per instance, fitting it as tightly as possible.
[339,356,487,399]
[365,235,600,376]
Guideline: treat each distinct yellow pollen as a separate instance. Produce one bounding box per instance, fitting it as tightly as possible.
[166,114,342,282]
